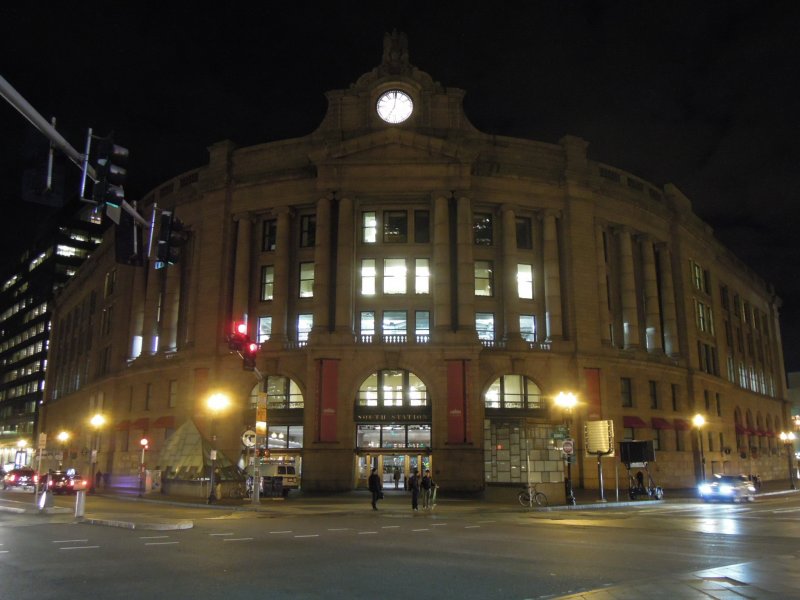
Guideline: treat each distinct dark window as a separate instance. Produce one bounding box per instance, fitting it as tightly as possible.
[414,210,430,243]
[300,215,316,248]
[649,381,658,409]
[515,217,532,249]
[383,211,407,243]
[262,219,277,251]
[671,384,679,411]
[473,213,493,245]
[621,378,633,408]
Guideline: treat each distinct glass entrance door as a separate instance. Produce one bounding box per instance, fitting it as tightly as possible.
[354,453,432,490]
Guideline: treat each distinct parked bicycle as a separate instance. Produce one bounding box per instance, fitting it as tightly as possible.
[518,483,548,507]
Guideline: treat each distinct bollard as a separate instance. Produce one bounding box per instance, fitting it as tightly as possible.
[75,490,86,518]
[37,490,54,511]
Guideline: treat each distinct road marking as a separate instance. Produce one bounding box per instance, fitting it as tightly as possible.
[381,525,400,529]
[412,528,430,532]
[210,533,234,536]
[269,530,292,534]
[358,531,378,535]
[0,550,8,554]
[223,537,254,542]
[327,528,350,531]
[145,542,180,546]
[52,539,88,543]
[477,520,495,523]
[140,535,170,539]
[60,546,100,550]
[431,523,447,527]
[294,534,319,538]
[464,525,481,529]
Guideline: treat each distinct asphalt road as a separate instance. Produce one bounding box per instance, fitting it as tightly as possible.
[1,490,799,599]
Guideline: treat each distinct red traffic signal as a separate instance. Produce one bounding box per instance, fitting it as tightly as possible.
[227,322,249,352]
[243,341,259,371]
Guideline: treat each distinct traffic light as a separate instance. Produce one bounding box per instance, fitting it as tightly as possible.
[227,322,248,352]
[92,136,129,207]
[156,210,188,266]
[115,209,144,266]
[242,340,259,371]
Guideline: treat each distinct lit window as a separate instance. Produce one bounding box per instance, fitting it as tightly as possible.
[383,211,407,243]
[517,264,533,299]
[299,262,315,298]
[476,312,494,341]
[415,311,430,339]
[474,261,493,296]
[520,315,536,342]
[257,316,272,343]
[297,314,313,342]
[260,266,274,301]
[360,312,375,336]
[415,259,430,294]
[362,212,377,243]
[484,375,542,409]
[361,259,376,295]
[383,311,407,339]
[266,376,304,409]
[384,258,407,294]
[473,213,493,245]
[357,369,428,407]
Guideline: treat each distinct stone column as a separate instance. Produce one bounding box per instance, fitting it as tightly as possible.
[595,225,612,346]
[231,215,252,324]
[456,196,475,332]
[640,235,663,353]
[656,243,679,357]
[141,261,162,355]
[312,196,331,334]
[271,207,292,343]
[617,227,640,349]
[159,263,181,352]
[334,196,355,336]
[127,262,147,358]
[432,195,452,332]
[543,211,563,341]
[501,204,520,339]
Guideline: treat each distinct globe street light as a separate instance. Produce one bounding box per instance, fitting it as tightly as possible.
[779,431,796,490]
[207,392,230,504]
[57,431,71,469]
[138,438,149,497]
[88,414,106,495]
[692,414,706,484]
[554,391,578,506]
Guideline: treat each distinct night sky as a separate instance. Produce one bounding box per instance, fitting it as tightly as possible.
[2,2,799,372]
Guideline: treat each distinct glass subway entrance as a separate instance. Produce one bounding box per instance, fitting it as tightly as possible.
[355,453,432,490]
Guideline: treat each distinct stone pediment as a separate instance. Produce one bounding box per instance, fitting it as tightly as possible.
[309,128,478,168]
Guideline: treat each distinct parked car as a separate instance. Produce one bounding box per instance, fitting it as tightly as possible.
[3,468,39,491]
[45,470,89,494]
[698,474,756,503]
[261,463,299,497]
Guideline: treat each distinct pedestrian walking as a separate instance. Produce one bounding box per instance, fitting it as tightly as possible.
[408,469,420,511]
[393,467,401,489]
[95,470,103,490]
[421,469,435,509]
[368,467,383,510]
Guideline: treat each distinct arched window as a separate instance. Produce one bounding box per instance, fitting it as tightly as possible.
[357,369,428,407]
[485,375,542,410]
[249,376,304,410]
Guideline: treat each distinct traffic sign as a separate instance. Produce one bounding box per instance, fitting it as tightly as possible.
[552,425,569,440]
[241,429,257,448]
[562,438,574,455]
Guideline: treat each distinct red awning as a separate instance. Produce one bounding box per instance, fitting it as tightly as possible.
[673,419,691,431]
[115,420,130,431]
[131,418,150,430]
[152,416,175,429]
[651,417,674,430]
[756,429,768,437]
[623,416,648,429]
[735,423,754,435]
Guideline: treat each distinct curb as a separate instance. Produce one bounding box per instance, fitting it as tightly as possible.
[80,517,194,530]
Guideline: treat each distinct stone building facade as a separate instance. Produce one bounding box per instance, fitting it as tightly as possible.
[40,33,791,500]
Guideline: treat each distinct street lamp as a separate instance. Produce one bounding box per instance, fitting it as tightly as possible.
[57,431,70,469]
[692,414,706,484]
[554,391,578,506]
[207,392,230,504]
[778,431,796,490]
[88,413,105,494]
[138,438,149,497]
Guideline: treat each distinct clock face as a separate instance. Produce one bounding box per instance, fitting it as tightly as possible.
[376,90,413,123]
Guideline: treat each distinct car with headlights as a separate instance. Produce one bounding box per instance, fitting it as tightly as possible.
[45,470,88,494]
[698,474,756,503]
[2,468,39,491]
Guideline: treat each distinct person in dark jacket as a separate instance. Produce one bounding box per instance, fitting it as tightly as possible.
[421,469,435,509]
[368,468,382,510]
[408,469,420,511]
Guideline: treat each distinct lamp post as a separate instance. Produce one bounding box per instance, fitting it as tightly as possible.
[57,431,70,469]
[138,438,149,497]
[207,392,230,504]
[692,414,706,484]
[778,432,796,490]
[88,414,105,495]
[554,391,578,506]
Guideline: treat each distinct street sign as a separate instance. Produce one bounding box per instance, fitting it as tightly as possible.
[38,433,47,450]
[552,425,569,440]
[562,439,574,455]
[242,429,256,448]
